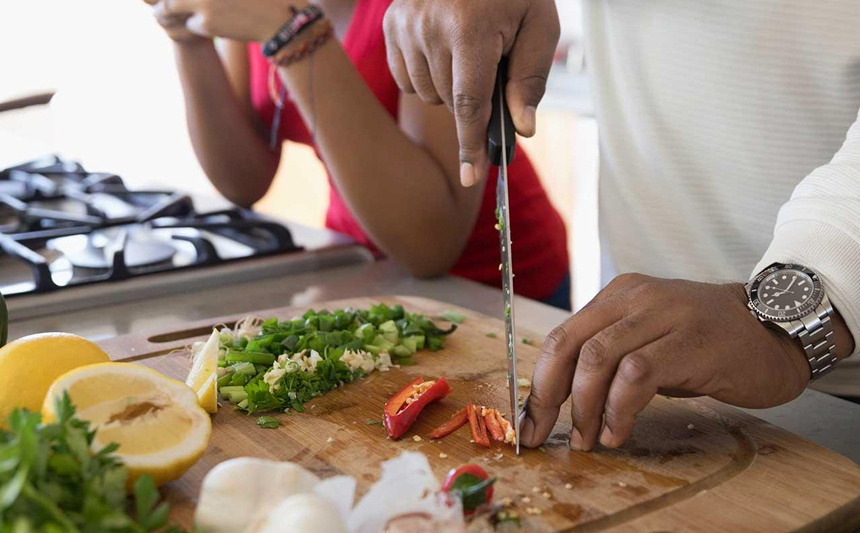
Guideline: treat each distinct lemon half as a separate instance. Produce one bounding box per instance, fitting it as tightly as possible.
[43,362,211,488]
[0,332,110,427]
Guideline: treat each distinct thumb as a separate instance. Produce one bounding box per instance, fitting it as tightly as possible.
[505,2,561,137]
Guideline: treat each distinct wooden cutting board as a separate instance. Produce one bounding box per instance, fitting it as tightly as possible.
[98,296,860,533]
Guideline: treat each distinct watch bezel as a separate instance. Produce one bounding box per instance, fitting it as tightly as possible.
[749,263,824,322]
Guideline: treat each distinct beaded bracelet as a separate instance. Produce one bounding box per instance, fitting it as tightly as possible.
[269,19,334,67]
[262,5,325,58]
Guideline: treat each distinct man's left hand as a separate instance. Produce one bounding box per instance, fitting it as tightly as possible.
[520,273,852,451]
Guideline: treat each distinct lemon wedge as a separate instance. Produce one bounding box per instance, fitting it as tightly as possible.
[42,362,211,488]
[187,330,220,413]
[197,373,218,414]
[0,332,110,427]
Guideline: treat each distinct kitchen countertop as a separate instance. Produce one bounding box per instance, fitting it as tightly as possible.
[12,259,860,465]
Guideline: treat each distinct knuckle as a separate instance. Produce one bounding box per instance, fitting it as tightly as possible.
[578,338,611,372]
[543,324,572,357]
[618,353,652,385]
[631,280,662,301]
[453,92,486,125]
[602,401,628,427]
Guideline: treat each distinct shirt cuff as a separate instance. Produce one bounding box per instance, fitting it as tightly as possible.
[753,219,860,360]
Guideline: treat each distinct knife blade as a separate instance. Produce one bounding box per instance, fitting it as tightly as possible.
[487,58,520,455]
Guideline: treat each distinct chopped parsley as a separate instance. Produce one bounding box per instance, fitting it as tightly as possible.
[365,420,384,427]
[215,304,456,415]
[257,416,281,429]
[486,332,498,339]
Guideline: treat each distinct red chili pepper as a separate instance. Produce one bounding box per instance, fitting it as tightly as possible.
[483,409,505,442]
[429,407,468,439]
[466,403,490,447]
[442,464,496,515]
[384,377,451,440]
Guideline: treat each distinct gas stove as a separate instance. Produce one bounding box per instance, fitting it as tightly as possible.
[0,156,372,318]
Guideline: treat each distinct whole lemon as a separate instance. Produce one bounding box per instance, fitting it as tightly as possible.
[0,332,110,426]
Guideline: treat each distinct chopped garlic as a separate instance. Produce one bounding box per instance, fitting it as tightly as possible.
[618,482,628,488]
[531,487,540,494]
[327,437,335,443]
[542,492,552,499]
[517,378,532,388]
[439,453,448,459]
[526,507,543,516]
[521,496,531,503]
[413,435,422,442]
[565,483,573,489]
[687,423,695,430]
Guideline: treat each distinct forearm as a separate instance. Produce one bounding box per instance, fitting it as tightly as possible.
[276,41,483,277]
[175,41,279,207]
[754,110,860,360]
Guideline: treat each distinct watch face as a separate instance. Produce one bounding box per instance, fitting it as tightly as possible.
[750,264,824,321]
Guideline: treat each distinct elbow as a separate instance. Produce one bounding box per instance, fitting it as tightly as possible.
[400,256,454,280]
[206,169,274,208]
[220,188,265,209]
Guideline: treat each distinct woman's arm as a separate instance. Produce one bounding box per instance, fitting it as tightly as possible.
[174,39,279,206]
[277,40,485,278]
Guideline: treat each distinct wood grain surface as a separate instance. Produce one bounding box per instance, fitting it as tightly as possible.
[98,296,860,533]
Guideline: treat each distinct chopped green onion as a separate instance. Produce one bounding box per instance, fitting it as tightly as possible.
[486,332,497,339]
[232,362,257,375]
[225,350,276,365]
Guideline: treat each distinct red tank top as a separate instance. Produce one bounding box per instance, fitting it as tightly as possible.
[248,0,568,299]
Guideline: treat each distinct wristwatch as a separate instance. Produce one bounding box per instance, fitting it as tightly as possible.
[746,262,837,380]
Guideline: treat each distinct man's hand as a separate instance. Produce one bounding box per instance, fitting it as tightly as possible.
[520,274,854,451]
[383,0,560,187]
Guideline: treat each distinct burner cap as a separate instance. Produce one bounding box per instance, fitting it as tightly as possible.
[50,233,177,271]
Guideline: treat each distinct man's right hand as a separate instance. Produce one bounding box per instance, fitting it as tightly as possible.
[383,0,560,187]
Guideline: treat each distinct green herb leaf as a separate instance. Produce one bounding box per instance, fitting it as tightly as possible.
[257,416,281,429]
[365,420,383,427]
[440,310,466,325]
[486,333,497,339]
[0,401,186,533]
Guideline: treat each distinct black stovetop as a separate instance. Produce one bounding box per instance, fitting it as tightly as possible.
[0,156,301,296]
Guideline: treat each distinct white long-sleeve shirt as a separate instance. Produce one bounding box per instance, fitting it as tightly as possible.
[583,1,860,394]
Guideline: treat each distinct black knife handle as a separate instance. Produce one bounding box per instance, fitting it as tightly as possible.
[488,58,517,167]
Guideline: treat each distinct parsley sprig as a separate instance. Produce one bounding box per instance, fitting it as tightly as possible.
[217,304,456,415]
[0,393,183,533]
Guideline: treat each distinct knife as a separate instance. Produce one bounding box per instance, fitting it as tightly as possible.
[487,58,520,455]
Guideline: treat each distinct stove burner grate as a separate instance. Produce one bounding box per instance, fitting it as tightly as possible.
[0,156,302,295]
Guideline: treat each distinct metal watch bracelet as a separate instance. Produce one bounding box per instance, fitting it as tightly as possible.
[787,296,838,380]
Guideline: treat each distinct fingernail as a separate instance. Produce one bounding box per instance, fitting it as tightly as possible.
[521,106,536,137]
[460,162,476,187]
[569,428,584,451]
[599,426,613,447]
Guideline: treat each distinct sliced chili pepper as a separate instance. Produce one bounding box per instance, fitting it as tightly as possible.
[466,403,490,447]
[483,409,505,442]
[429,407,468,439]
[494,409,514,444]
[442,464,496,515]
[383,377,451,440]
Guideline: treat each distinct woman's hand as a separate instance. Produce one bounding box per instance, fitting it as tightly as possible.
[152,0,308,43]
